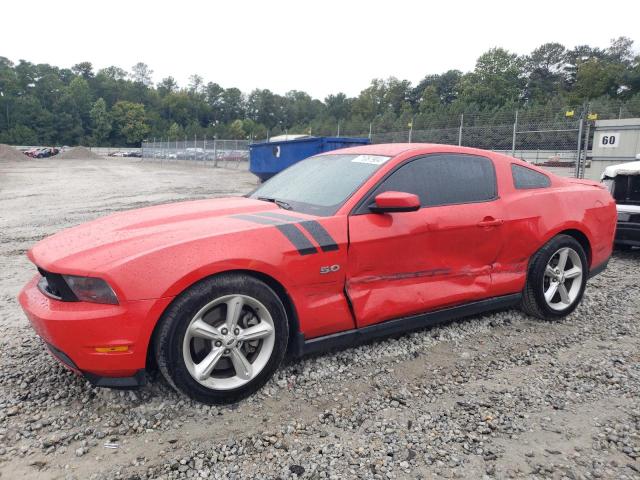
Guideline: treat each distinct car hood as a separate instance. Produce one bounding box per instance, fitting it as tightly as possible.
[29,197,288,274]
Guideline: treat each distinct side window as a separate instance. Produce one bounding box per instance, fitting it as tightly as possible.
[511,164,551,189]
[363,154,497,210]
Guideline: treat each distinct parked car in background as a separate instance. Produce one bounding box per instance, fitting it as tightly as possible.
[601,157,640,249]
[19,144,616,404]
[23,147,59,158]
[109,151,142,158]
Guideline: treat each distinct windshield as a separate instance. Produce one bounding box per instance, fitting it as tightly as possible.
[250,153,391,215]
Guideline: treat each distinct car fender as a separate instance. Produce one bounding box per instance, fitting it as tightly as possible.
[538,220,594,263]
[159,257,296,300]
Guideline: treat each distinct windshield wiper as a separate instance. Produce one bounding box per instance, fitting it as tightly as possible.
[257,196,292,210]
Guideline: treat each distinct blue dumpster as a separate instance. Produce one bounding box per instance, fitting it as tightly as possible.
[249,136,370,182]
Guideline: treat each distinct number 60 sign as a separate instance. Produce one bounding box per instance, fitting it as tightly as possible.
[598,133,620,148]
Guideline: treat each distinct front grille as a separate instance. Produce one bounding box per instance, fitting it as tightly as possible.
[37,268,78,302]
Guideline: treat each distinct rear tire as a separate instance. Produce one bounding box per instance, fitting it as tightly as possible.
[154,273,289,404]
[521,235,588,320]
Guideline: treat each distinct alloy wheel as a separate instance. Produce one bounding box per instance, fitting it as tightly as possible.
[542,247,583,311]
[182,294,275,390]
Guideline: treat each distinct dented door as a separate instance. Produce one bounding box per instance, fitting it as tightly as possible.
[346,201,504,327]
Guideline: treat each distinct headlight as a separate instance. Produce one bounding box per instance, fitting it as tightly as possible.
[62,275,119,305]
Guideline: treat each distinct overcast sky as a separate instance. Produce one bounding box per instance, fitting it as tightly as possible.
[2,0,639,99]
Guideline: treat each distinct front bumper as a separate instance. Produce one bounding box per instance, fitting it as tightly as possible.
[615,221,640,246]
[19,275,172,385]
[45,342,146,388]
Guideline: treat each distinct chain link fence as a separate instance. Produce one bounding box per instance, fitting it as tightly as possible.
[141,138,250,169]
[346,115,591,178]
[142,105,636,178]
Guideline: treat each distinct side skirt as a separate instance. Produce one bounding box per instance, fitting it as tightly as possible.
[293,293,522,357]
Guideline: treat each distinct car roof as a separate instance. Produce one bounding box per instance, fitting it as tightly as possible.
[325,143,555,178]
[327,143,506,158]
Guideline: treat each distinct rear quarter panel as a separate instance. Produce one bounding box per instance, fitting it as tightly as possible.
[490,156,616,295]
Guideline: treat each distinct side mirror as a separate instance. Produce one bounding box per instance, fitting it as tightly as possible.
[370,191,421,213]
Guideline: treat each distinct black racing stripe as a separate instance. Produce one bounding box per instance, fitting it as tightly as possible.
[233,214,318,255]
[232,214,283,225]
[254,211,306,222]
[275,224,318,256]
[298,220,339,252]
[255,212,339,253]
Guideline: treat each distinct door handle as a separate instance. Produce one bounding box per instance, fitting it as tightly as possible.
[477,218,504,227]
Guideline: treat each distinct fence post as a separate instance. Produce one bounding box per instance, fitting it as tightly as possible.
[204,135,208,166]
[214,139,218,168]
[580,120,591,179]
[575,116,584,179]
[511,110,518,156]
[458,114,464,146]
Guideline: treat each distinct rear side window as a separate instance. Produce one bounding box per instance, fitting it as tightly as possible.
[511,164,551,189]
[363,153,497,210]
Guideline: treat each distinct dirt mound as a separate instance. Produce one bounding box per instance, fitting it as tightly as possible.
[0,144,28,161]
[56,146,103,160]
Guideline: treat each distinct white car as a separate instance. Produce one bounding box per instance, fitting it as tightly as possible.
[601,155,640,249]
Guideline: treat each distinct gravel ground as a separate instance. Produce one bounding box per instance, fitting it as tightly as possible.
[0,157,639,480]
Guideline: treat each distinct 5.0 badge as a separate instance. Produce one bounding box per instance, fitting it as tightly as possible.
[320,264,340,274]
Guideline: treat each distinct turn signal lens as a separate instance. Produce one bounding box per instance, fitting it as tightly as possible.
[94,346,129,353]
[62,275,119,305]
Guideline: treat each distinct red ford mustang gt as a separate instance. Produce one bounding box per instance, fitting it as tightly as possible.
[19,144,616,404]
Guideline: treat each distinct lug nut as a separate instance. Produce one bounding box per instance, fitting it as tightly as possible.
[221,328,228,335]
[215,341,222,347]
[234,328,240,336]
[224,349,230,354]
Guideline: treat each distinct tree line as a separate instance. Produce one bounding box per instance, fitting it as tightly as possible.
[0,37,639,146]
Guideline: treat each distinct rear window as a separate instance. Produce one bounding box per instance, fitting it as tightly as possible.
[511,164,551,189]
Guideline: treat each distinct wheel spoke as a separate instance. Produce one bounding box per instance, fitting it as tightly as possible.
[558,284,571,304]
[564,266,582,279]
[194,347,225,381]
[238,322,273,342]
[225,296,244,329]
[230,347,253,380]
[545,265,556,278]
[545,282,559,303]
[189,319,224,341]
[557,248,569,271]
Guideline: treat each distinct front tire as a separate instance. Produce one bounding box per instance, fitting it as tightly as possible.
[521,235,588,320]
[154,273,289,404]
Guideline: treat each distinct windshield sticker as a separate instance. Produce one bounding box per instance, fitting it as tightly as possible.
[351,155,389,165]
